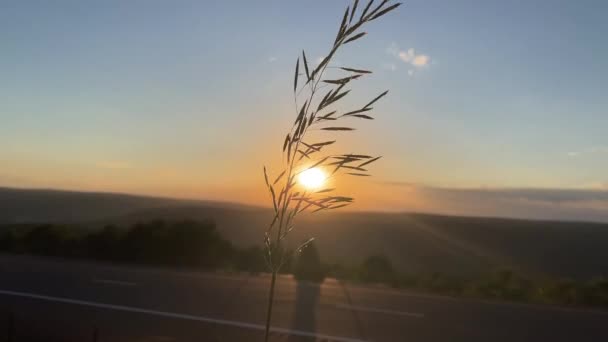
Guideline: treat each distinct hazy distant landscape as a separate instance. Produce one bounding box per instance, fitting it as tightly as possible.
[2,187,607,281]
[3,0,608,340]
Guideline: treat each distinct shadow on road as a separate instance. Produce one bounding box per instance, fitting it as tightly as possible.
[288,281,320,341]
[338,280,368,340]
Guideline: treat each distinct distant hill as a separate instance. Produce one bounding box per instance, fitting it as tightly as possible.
[1,187,607,280]
[0,187,249,223]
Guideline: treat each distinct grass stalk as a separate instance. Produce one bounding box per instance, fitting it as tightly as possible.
[262,2,401,340]
[263,271,277,341]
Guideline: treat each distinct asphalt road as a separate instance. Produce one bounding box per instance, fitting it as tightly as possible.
[0,255,606,341]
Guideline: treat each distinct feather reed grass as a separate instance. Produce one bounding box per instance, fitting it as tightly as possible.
[262,1,401,340]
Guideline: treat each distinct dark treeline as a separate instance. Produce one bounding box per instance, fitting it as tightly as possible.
[0,220,267,273]
[327,257,608,308]
[0,220,606,308]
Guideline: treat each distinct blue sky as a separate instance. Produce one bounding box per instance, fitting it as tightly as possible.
[1,0,608,220]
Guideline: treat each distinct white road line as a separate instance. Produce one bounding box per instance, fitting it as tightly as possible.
[0,289,368,342]
[336,303,425,318]
[92,279,137,287]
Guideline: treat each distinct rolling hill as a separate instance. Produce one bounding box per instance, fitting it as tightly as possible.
[1,187,607,280]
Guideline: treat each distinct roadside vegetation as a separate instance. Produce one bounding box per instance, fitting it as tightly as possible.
[0,220,606,309]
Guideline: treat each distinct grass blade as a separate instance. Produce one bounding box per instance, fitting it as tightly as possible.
[305,156,330,170]
[325,89,351,107]
[302,50,310,80]
[347,172,371,176]
[366,0,388,19]
[364,90,388,109]
[342,107,372,116]
[350,0,359,23]
[313,45,338,80]
[353,114,374,120]
[323,75,361,85]
[283,134,291,152]
[294,57,299,92]
[308,112,315,126]
[344,32,367,44]
[301,141,321,152]
[317,90,333,111]
[370,2,401,21]
[344,154,373,158]
[295,101,307,125]
[342,165,368,171]
[341,67,372,74]
[263,166,270,187]
[269,185,278,212]
[297,149,311,159]
[339,6,350,39]
[273,170,286,185]
[311,140,336,147]
[321,127,356,131]
[360,0,375,21]
[358,156,382,167]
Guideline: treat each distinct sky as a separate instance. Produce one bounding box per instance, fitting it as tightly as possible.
[1,0,608,221]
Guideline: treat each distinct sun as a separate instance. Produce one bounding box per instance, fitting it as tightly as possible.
[298,167,327,190]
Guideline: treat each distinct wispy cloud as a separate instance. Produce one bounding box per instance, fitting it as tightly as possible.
[268,56,278,63]
[567,146,608,158]
[387,43,431,75]
[95,161,133,170]
[379,182,608,222]
[383,63,397,71]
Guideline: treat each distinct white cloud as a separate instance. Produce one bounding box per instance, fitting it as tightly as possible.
[407,69,414,76]
[268,56,278,63]
[397,48,415,63]
[388,43,431,69]
[412,54,430,66]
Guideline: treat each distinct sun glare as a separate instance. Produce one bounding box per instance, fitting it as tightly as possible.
[298,167,326,189]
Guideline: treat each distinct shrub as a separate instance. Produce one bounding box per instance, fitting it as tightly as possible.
[475,269,534,301]
[540,279,581,305]
[418,272,466,295]
[22,224,73,256]
[293,242,325,283]
[85,225,122,260]
[0,230,16,252]
[359,254,395,284]
[234,246,267,274]
[581,277,608,306]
